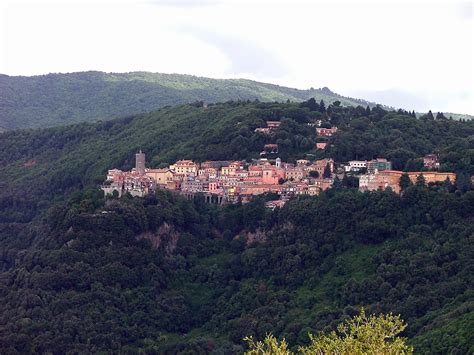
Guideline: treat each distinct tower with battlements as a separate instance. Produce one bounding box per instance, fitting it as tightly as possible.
[135,150,145,176]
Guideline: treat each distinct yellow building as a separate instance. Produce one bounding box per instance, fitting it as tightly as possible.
[221,166,236,176]
[170,160,198,176]
[146,168,175,185]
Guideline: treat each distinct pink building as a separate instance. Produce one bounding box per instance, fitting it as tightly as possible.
[254,127,271,134]
[309,158,334,177]
[285,168,305,181]
[312,178,333,191]
[266,121,281,129]
[208,181,218,192]
[263,144,278,153]
[316,127,338,137]
[248,165,263,177]
[262,166,280,185]
[423,154,440,170]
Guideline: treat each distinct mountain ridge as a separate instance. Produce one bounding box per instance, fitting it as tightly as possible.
[0,71,382,130]
[2,71,471,131]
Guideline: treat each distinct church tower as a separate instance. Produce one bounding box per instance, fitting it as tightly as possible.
[135,150,145,175]
[275,157,281,168]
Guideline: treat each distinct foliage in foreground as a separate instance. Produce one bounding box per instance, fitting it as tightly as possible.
[245,309,413,354]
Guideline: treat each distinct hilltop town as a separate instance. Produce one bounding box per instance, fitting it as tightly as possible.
[102,148,456,207]
[102,152,334,206]
[101,107,457,208]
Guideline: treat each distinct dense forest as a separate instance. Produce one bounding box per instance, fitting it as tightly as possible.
[0,186,472,353]
[0,72,375,130]
[0,100,473,353]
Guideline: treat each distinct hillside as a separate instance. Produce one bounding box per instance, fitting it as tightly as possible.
[0,71,375,130]
[1,99,473,223]
[0,100,473,353]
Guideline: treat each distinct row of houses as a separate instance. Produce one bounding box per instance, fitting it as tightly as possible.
[254,120,333,154]
[102,152,336,203]
[102,149,454,203]
[254,120,281,134]
[344,158,392,173]
[344,153,443,174]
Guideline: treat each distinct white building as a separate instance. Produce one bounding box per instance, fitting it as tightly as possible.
[345,160,368,172]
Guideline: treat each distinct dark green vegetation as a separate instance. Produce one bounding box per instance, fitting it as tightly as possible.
[0,100,473,353]
[0,71,375,130]
[1,185,473,353]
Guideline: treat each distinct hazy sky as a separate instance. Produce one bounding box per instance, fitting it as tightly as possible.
[0,0,473,114]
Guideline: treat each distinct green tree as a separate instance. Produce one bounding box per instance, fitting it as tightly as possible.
[421,110,434,121]
[319,100,326,113]
[300,309,413,354]
[245,310,413,355]
[415,173,426,187]
[244,334,291,355]
[342,174,359,188]
[436,112,447,120]
[399,173,412,191]
[455,173,472,192]
[323,163,332,178]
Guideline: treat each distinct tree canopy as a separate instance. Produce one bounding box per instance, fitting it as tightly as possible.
[245,309,413,354]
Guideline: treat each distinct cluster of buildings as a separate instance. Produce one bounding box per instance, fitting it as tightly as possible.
[315,142,327,150]
[352,155,455,194]
[254,119,333,153]
[343,158,392,173]
[313,125,337,150]
[423,154,440,169]
[254,120,281,134]
[316,126,338,137]
[101,133,456,206]
[102,151,336,204]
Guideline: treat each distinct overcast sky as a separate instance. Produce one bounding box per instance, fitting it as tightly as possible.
[0,0,472,114]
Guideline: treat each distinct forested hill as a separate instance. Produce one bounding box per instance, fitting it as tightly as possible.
[1,99,474,222]
[0,71,375,130]
[0,100,473,353]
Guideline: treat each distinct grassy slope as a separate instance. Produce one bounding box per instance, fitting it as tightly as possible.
[0,71,372,130]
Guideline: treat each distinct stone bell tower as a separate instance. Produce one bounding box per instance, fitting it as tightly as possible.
[275,157,281,168]
[135,150,145,175]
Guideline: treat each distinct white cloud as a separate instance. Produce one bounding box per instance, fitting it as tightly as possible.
[0,0,472,114]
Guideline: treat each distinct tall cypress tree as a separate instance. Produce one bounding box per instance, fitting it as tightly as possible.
[323,163,332,178]
[436,112,446,120]
[416,173,426,187]
[319,100,326,113]
[399,173,412,191]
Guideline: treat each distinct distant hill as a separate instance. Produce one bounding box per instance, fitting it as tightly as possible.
[0,71,377,130]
